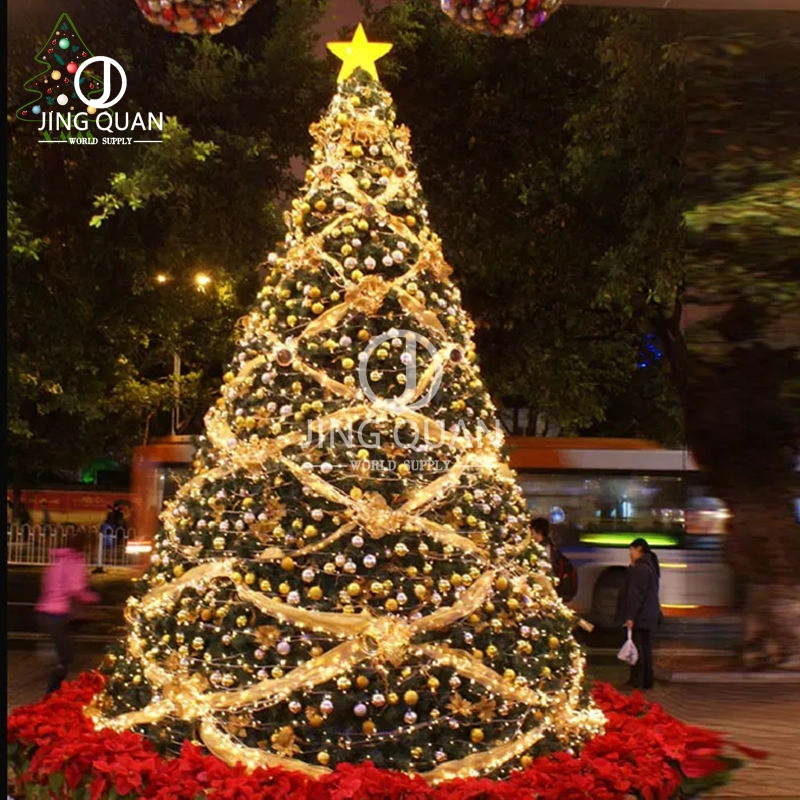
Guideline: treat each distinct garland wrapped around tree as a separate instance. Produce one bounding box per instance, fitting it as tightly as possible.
[86,25,604,781]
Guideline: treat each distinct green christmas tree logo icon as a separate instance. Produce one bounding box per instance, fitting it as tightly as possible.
[16,13,104,124]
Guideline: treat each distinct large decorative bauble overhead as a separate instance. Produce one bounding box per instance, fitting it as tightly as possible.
[439,0,562,37]
[135,0,259,36]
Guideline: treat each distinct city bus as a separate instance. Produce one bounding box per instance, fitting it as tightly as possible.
[508,437,734,625]
[126,436,735,624]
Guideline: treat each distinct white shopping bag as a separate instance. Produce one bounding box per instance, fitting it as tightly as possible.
[617,627,639,666]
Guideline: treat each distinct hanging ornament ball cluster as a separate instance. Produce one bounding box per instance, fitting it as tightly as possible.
[439,0,562,37]
[135,0,259,35]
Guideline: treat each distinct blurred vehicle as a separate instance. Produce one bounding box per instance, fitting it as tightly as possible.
[5,488,132,527]
[126,436,194,561]
[507,437,735,626]
[126,436,738,624]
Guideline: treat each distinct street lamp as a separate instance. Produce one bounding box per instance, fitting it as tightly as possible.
[154,272,214,435]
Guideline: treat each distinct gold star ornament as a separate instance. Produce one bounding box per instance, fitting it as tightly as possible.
[327,23,392,83]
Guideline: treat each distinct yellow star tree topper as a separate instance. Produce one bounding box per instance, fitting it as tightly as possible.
[327,23,392,82]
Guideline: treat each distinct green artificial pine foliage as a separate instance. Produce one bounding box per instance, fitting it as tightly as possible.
[92,55,603,782]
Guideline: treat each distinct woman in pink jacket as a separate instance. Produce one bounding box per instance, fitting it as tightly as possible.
[35,528,99,695]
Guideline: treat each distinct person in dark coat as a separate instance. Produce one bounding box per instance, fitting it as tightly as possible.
[616,537,662,689]
[531,517,556,566]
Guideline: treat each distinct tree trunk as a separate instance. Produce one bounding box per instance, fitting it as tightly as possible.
[722,492,800,669]
[658,308,800,668]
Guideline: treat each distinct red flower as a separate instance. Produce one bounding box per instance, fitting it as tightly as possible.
[6,672,765,800]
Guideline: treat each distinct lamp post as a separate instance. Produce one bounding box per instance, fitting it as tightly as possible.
[154,271,213,437]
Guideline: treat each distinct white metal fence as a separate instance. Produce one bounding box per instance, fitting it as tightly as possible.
[6,524,142,568]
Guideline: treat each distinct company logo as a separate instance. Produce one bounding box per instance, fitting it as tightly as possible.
[16,13,163,146]
[358,330,444,411]
[74,57,127,109]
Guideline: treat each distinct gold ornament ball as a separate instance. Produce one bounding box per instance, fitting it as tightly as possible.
[231,572,243,584]
[317,751,330,766]
[212,536,226,551]
[244,572,256,585]
[403,690,419,706]
[397,463,410,477]
[470,728,485,744]
[308,586,323,601]
[548,636,560,650]
[278,582,291,595]
[356,675,370,690]
[495,575,509,591]
[260,579,272,592]
[347,582,361,597]
[310,645,324,657]
[541,667,552,679]
[236,615,248,628]
[281,557,295,572]
[385,598,399,612]
[312,302,324,315]
[521,754,533,768]
[342,357,355,370]
[387,692,399,705]
[350,487,363,501]
[485,644,498,658]
[410,746,423,759]
[362,720,376,735]
[173,564,184,578]
[132,674,142,686]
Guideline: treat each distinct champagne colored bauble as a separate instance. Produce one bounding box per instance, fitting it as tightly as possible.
[134,0,259,36]
[438,0,562,37]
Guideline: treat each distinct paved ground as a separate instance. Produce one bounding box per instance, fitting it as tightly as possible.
[7,648,798,798]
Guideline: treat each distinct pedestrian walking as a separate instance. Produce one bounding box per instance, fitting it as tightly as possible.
[616,537,662,689]
[34,528,99,696]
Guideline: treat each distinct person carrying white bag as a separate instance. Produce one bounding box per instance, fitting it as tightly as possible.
[615,538,662,689]
[617,626,639,666]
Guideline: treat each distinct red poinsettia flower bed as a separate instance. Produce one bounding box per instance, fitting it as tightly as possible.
[7,673,765,800]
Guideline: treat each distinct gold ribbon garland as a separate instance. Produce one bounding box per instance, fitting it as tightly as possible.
[90,79,605,782]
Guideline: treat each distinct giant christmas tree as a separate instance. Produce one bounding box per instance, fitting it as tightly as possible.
[89,26,604,783]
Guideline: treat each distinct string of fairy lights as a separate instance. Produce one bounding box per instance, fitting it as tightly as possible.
[87,27,605,783]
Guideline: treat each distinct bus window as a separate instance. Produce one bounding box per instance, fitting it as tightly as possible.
[516,472,687,549]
